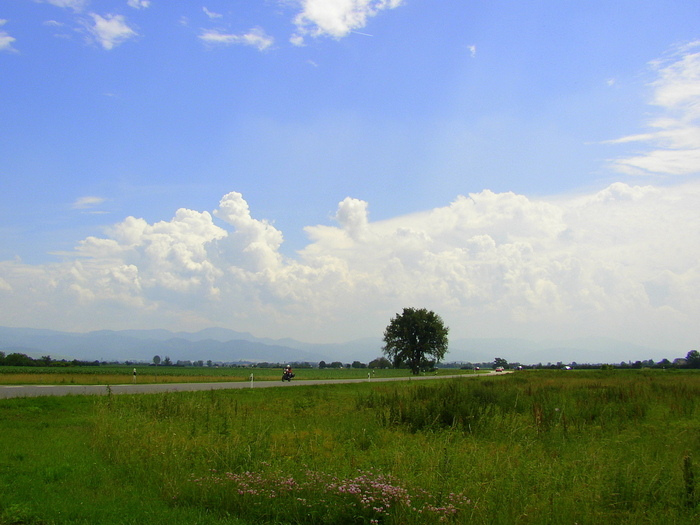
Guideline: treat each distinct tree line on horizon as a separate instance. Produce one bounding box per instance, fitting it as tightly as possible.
[3,349,700,371]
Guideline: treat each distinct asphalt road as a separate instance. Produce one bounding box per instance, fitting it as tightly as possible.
[0,371,508,399]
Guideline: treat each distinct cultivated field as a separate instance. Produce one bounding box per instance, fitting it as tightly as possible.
[1,370,699,524]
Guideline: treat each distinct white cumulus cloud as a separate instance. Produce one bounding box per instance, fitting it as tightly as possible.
[213,191,284,271]
[86,13,138,50]
[290,0,404,45]
[335,197,370,240]
[74,208,228,299]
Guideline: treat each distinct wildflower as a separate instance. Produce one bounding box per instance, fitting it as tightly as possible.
[187,467,471,522]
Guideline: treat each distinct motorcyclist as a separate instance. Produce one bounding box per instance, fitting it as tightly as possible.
[282,364,294,381]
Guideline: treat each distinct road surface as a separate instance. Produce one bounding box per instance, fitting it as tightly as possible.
[0,371,509,399]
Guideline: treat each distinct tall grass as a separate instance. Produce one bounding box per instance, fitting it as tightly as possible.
[2,370,700,524]
[83,370,700,523]
[0,395,237,525]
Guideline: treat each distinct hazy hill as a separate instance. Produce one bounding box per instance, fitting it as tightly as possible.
[0,327,326,364]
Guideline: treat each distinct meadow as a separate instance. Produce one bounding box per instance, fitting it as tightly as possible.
[1,369,700,524]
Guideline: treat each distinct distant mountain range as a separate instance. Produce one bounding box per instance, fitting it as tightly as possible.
[0,326,670,365]
[0,326,382,364]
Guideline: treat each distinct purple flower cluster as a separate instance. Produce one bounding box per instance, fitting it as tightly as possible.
[327,471,411,513]
[189,468,470,523]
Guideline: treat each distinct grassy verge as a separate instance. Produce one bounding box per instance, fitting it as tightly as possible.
[2,370,700,524]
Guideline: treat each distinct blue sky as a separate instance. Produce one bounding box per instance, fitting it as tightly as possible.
[1,1,700,356]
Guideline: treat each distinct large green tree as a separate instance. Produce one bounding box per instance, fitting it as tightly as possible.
[382,307,449,375]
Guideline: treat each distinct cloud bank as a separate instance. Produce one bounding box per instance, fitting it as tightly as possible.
[1,182,699,352]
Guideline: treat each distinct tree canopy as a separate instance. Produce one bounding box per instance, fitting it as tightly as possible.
[686,350,700,368]
[382,307,449,375]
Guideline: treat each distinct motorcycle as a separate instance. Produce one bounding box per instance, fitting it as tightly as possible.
[282,370,295,382]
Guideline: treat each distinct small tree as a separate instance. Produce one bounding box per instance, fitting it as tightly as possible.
[368,357,392,369]
[382,307,449,375]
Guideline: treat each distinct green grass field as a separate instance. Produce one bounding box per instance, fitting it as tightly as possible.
[2,370,700,524]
